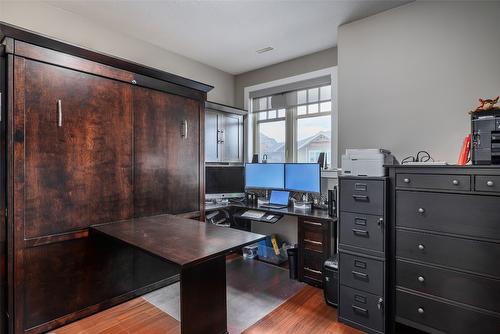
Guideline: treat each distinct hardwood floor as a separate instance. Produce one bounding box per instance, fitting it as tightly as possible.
[243,285,363,334]
[51,285,361,334]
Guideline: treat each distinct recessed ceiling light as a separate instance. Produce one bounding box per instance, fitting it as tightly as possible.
[256,47,274,54]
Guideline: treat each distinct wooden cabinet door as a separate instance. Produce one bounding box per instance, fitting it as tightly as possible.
[205,110,219,162]
[20,58,133,238]
[222,113,243,162]
[134,86,201,216]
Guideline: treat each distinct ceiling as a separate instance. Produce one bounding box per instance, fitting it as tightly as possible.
[46,0,411,75]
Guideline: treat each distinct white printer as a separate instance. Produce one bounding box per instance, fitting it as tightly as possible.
[341,149,397,177]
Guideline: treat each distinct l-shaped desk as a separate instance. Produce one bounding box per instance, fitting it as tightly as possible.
[206,201,337,287]
[91,214,265,334]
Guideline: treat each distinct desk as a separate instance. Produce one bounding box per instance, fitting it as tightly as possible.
[91,214,265,334]
[205,201,337,287]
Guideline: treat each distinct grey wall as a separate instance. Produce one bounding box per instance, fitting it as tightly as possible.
[234,47,337,108]
[338,1,500,163]
[0,1,235,105]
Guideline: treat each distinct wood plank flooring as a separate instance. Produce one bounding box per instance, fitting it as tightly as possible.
[51,286,361,334]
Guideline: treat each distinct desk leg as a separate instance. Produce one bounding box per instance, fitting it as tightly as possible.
[180,255,227,334]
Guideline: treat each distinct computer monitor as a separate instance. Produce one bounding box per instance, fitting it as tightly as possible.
[205,166,245,200]
[269,190,290,205]
[285,163,321,193]
[245,163,285,190]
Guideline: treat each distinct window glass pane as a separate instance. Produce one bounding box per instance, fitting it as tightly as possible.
[320,101,331,112]
[297,105,307,115]
[297,115,331,165]
[259,97,267,111]
[297,90,307,105]
[308,88,319,102]
[308,103,318,114]
[278,109,286,118]
[267,97,272,109]
[258,112,267,121]
[259,121,286,163]
[268,110,276,119]
[320,85,331,101]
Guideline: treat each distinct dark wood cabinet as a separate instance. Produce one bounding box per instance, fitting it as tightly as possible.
[0,23,210,334]
[134,86,202,217]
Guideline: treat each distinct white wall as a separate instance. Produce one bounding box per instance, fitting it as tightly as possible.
[0,1,235,105]
[338,1,500,163]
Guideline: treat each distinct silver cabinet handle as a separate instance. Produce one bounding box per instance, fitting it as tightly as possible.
[487,180,494,187]
[418,244,425,251]
[377,297,384,310]
[417,208,425,214]
[404,178,410,183]
[304,267,322,275]
[418,276,425,283]
[304,239,322,245]
[57,99,62,127]
[452,179,459,185]
[417,307,425,314]
[181,120,188,138]
[303,221,322,227]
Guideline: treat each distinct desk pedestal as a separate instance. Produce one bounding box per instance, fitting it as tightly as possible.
[180,255,227,334]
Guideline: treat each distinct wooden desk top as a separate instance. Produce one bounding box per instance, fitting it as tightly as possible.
[91,214,265,268]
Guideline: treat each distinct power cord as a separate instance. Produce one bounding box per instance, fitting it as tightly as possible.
[401,151,435,164]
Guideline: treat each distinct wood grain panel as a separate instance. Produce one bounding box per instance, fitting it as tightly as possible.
[23,58,133,238]
[133,87,201,216]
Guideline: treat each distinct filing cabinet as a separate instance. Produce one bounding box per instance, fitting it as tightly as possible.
[389,166,500,334]
[338,176,388,334]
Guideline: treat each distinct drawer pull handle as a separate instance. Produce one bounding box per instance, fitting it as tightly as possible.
[417,276,425,283]
[418,244,425,251]
[487,180,494,187]
[352,305,369,316]
[452,179,459,185]
[352,271,368,280]
[377,218,384,228]
[417,307,425,314]
[352,229,369,237]
[304,267,322,275]
[303,221,322,227]
[403,178,410,183]
[304,239,322,246]
[417,208,425,214]
[352,195,369,201]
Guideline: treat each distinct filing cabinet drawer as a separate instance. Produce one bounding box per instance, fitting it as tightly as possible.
[339,285,384,333]
[339,252,384,295]
[397,173,471,191]
[303,227,324,253]
[339,212,384,255]
[396,230,500,278]
[396,190,500,240]
[397,260,500,313]
[302,249,324,283]
[340,179,385,215]
[475,175,500,193]
[396,289,500,334]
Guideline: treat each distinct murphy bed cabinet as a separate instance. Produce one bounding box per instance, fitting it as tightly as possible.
[0,23,211,334]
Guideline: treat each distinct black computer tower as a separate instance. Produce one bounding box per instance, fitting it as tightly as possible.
[323,257,338,307]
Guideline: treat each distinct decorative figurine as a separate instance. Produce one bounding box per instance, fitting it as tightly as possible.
[472,96,499,112]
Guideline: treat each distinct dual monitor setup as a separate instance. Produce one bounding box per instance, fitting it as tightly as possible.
[206,163,320,209]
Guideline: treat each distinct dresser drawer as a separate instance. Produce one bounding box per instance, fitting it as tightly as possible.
[396,191,500,240]
[396,230,500,278]
[339,212,384,255]
[339,252,384,295]
[396,289,500,334]
[397,173,471,191]
[339,285,385,334]
[302,227,325,253]
[302,249,324,283]
[397,260,500,313]
[475,175,500,193]
[340,179,384,215]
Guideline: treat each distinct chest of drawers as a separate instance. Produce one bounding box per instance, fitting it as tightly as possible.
[389,166,500,334]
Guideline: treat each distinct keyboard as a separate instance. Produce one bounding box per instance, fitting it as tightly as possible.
[240,210,265,219]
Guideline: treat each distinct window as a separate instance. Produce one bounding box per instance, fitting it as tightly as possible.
[252,83,332,166]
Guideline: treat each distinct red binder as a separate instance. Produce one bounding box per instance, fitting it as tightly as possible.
[458,134,471,165]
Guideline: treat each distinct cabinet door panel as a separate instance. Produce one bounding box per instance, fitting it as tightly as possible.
[23,59,133,238]
[222,114,242,162]
[205,110,219,162]
[134,87,200,216]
